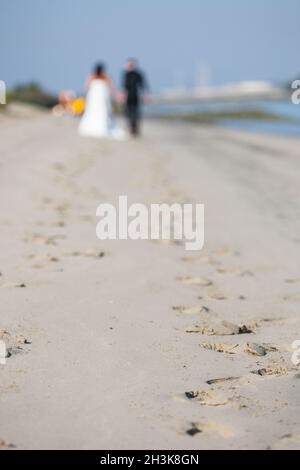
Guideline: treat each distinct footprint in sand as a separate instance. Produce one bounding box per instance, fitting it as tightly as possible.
[216,267,241,275]
[0,381,20,395]
[200,291,228,301]
[27,254,60,268]
[0,439,15,449]
[0,329,31,359]
[248,318,285,328]
[184,389,229,407]
[211,247,233,257]
[51,220,66,228]
[283,293,300,302]
[41,196,53,205]
[185,320,253,336]
[79,215,94,222]
[181,255,220,266]
[183,387,254,411]
[270,433,300,450]
[1,282,27,288]
[212,246,242,258]
[206,376,242,386]
[285,278,300,284]
[208,373,258,388]
[6,346,26,358]
[201,342,281,357]
[67,249,105,259]
[186,421,235,438]
[54,202,71,215]
[251,367,289,377]
[24,233,66,246]
[177,276,213,287]
[216,267,254,277]
[201,342,243,355]
[240,270,254,277]
[52,162,66,172]
[172,305,210,315]
[153,239,184,247]
[205,376,266,411]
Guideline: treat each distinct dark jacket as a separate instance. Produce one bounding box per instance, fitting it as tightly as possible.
[123,70,146,105]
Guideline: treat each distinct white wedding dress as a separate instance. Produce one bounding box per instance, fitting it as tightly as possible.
[79,79,124,139]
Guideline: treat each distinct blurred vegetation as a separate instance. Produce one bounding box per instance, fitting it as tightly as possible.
[6,82,58,109]
[154,109,298,124]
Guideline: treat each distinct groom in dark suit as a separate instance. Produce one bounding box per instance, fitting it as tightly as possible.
[122,59,148,136]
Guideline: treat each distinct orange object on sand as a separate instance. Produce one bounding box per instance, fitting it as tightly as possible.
[71,98,85,115]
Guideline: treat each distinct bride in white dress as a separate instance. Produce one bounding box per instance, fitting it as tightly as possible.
[79,63,124,139]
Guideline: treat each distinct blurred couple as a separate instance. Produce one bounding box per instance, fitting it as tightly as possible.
[79,59,148,139]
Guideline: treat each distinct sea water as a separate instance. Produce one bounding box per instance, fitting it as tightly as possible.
[146,100,300,137]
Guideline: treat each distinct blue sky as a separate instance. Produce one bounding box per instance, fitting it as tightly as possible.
[1,0,300,94]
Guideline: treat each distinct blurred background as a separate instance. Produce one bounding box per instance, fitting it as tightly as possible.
[1,0,300,135]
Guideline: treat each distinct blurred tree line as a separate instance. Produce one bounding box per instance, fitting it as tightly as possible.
[7,82,58,108]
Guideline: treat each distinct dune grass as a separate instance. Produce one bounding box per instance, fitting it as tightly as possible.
[153,109,299,124]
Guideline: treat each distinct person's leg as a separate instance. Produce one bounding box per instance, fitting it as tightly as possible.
[131,104,141,136]
[129,104,137,135]
[125,103,134,135]
[125,103,140,136]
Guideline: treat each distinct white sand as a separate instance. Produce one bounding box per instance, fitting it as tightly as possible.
[0,106,300,449]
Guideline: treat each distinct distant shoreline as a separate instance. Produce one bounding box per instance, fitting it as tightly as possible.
[147,106,300,138]
[149,108,298,123]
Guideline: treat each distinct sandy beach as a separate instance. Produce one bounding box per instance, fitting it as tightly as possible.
[0,106,300,450]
